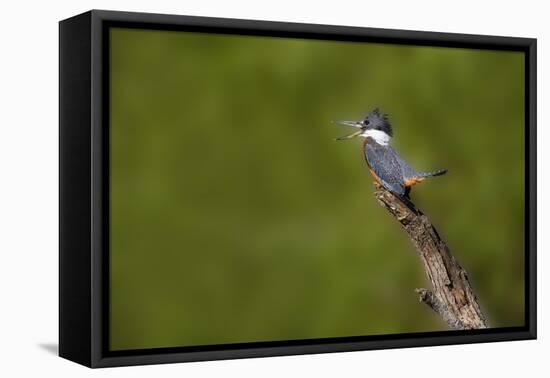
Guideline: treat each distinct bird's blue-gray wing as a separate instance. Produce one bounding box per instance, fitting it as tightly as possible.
[364,142,406,196]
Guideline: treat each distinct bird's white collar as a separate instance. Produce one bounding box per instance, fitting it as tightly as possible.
[361,129,391,145]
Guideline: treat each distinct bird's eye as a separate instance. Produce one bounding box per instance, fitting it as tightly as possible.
[363,120,369,125]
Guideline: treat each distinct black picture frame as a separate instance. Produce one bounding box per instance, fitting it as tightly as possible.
[59,9,537,368]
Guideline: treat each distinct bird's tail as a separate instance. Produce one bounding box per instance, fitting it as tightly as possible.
[417,169,447,178]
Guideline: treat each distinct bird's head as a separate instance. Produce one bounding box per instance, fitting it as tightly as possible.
[334,108,393,144]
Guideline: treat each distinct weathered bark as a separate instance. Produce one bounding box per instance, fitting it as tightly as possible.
[373,184,488,330]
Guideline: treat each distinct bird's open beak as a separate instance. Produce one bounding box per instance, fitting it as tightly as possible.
[334,120,363,141]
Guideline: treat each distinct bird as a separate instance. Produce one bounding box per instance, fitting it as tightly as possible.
[335,108,447,198]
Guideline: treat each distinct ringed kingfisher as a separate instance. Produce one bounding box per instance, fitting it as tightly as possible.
[335,108,447,198]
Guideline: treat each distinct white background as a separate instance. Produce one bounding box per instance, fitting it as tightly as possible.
[0,0,547,376]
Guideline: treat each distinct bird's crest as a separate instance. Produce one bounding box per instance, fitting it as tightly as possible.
[364,108,393,137]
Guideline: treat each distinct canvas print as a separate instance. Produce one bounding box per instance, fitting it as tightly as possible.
[108,27,525,351]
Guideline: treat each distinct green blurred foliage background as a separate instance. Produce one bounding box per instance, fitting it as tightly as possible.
[109,27,525,351]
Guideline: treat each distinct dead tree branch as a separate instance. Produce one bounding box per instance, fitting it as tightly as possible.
[373,184,488,330]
